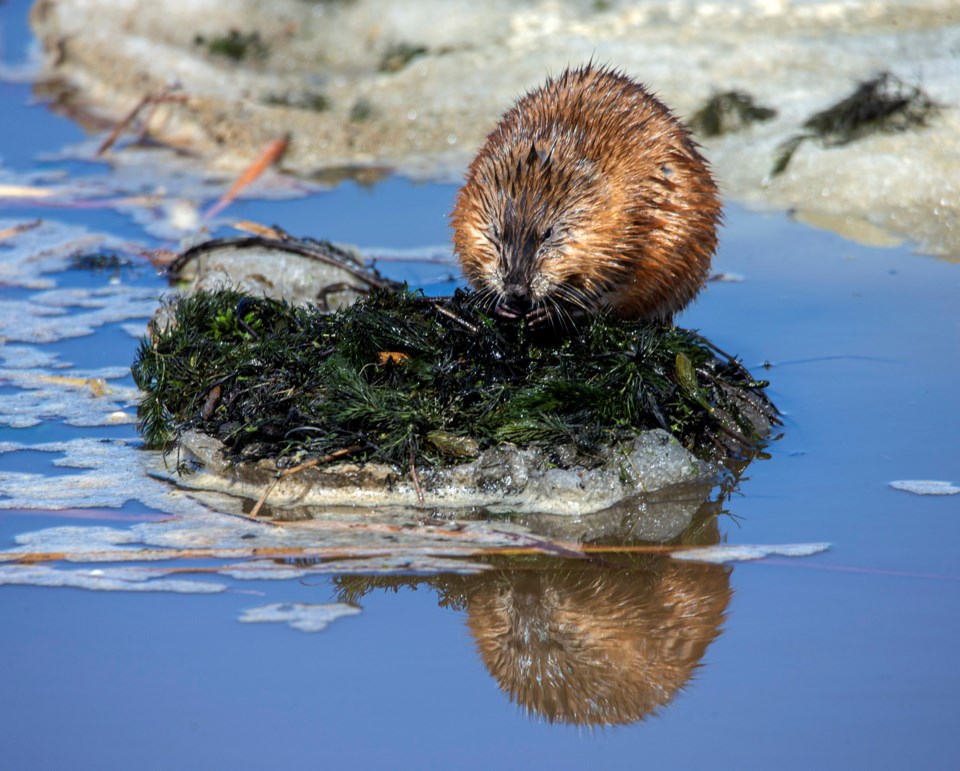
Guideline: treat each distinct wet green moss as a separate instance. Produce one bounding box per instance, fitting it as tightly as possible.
[132,288,775,468]
[773,72,940,175]
[195,30,268,62]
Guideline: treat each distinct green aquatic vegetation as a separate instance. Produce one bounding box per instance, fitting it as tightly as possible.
[194,30,268,62]
[689,90,777,137]
[132,288,775,468]
[379,43,428,73]
[350,98,374,122]
[773,72,940,175]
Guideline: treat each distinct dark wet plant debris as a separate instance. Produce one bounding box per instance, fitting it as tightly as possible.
[132,288,777,470]
[379,43,429,73]
[773,72,940,175]
[194,30,268,62]
[690,90,777,137]
[263,91,332,112]
[69,251,135,272]
[350,98,374,122]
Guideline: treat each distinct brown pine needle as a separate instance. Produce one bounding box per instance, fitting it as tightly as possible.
[230,220,288,239]
[0,219,42,241]
[203,136,289,221]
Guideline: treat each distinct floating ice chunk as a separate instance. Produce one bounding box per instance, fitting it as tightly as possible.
[220,561,313,581]
[0,438,214,516]
[0,346,65,369]
[238,602,362,633]
[0,563,225,593]
[0,286,160,344]
[671,543,830,563]
[121,322,150,339]
[0,367,141,428]
[890,480,960,496]
[14,524,140,551]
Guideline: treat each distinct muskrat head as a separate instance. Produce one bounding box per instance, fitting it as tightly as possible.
[452,140,623,328]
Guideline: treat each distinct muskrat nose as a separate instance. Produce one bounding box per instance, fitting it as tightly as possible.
[497,287,533,319]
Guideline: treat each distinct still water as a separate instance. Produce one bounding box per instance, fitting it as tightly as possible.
[2,1,959,769]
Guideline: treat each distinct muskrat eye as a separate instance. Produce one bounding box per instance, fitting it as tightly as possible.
[541,226,554,242]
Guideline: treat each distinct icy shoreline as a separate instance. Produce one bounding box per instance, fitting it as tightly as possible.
[28,0,960,257]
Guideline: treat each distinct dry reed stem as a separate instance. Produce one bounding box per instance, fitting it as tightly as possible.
[203,136,289,221]
[96,88,188,157]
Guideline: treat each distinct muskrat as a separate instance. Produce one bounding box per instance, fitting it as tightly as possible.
[451,64,721,325]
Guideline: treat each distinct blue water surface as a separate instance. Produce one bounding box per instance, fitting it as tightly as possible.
[1,1,959,769]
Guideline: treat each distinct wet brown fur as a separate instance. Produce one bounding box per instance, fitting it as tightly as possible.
[451,64,721,324]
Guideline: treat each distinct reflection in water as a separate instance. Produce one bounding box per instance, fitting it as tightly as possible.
[334,555,731,726]
[465,557,731,726]
[331,496,734,726]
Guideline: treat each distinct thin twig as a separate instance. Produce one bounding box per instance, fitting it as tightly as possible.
[96,88,188,157]
[431,303,480,335]
[249,445,362,518]
[316,281,372,310]
[409,446,425,504]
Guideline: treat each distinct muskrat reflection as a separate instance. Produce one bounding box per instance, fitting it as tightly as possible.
[465,558,730,726]
[333,555,731,727]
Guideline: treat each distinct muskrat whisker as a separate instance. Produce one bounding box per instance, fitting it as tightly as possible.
[548,297,577,335]
[554,283,596,316]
